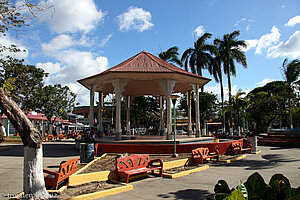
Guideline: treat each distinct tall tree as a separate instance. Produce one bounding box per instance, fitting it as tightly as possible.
[181,32,215,86]
[181,33,215,136]
[131,96,159,129]
[0,56,48,113]
[281,58,300,129]
[159,46,182,67]
[179,92,218,128]
[214,30,247,134]
[35,84,76,125]
[208,45,226,132]
[232,90,247,133]
[0,1,52,198]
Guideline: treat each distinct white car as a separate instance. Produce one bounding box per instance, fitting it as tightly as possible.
[176,130,187,135]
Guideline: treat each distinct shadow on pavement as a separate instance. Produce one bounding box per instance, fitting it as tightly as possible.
[158,189,213,200]
[0,143,79,157]
[211,153,300,170]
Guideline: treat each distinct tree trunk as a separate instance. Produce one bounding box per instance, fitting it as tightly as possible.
[0,88,49,199]
[219,69,226,133]
[227,74,233,136]
[288,93,293,129]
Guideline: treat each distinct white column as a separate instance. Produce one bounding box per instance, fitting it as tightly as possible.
[187,91,193,136]
[115,93,121,133]
[193,84,201,137]
[112,79,127,140]
[126,96,131,136]
[166,95,172,139]
[98,92,103,132]
[166,80,176,140]
[159,96,165,136]
[89,85,95,128]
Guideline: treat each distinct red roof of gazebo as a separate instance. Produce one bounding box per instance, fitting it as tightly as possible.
[79,50,210,82]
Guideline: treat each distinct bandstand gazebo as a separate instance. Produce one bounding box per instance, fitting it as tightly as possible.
[77,50,211,140]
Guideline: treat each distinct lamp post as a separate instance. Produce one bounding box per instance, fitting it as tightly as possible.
[41,114,44,137]
[169,95,180,158]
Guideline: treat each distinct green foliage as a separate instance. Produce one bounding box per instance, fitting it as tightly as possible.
[35,84,76,124]
[0,1,26,33]
[214,180,232,200]
[244,172,267,200]
[245,80,299,131]
[159,46,182,67]
[213,172,300,200]
[179,92,218,125]
[131,96,159,129]
[181,32,215,76]
[237,180,248,200]
[224,190,246,200]
[0,56,48,112]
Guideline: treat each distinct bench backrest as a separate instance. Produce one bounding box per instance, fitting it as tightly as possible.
[192,147,209,158]
[116,154,150,172]
[57,158,79,181]
[231,140,243,148]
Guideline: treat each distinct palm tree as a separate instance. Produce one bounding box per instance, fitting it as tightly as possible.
[214,30,247,135]
[208,46,226,133]
[232,90,247,134]
[159,46,182,67]
[281,58,300,129]
[181,32,215,91]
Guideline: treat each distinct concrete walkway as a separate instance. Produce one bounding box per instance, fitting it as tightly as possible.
[100,146,300,200]
[0,142,79,199]
[0,143,299,200]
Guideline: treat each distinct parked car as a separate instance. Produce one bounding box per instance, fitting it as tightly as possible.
[177,130,187,135]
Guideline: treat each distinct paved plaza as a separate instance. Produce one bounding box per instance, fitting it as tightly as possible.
[0,142,299,200]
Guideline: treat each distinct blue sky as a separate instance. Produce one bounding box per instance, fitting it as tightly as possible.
[1,0,300,105]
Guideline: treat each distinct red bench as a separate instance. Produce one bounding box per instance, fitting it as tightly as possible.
[48,135,54,141]
[116,154,163,183]
[192,147,219,165]
[44,158,79,190]
[230,139,252,155]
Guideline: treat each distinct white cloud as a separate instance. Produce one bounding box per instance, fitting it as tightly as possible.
[234,18,246,26]
[99,34,113,47]
[40,35,109,105]
[48,50,108,84]
[246,25,250,32]
[204,84,239,102]
[268,31,300,59]
[117,6,154,32]
[255,26,281,54]
[285,15,300,27]
[42,0,105,33]
[41,34,74,52]
[243,39,258,52]
[255,78,274,87]
[36,62,61,74]
[0,34,28,59]
[194,25,205,37]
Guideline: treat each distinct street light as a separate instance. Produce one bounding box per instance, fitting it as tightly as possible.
[41,114,44,137]
[169,95,180,158]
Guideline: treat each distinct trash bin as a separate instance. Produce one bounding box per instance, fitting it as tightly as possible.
[248,136,258,152]
[80,143,94,163]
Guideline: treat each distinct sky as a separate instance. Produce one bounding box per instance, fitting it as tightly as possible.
[1,0,300,105]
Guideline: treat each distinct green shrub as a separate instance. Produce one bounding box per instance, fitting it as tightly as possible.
[213,172,300,200]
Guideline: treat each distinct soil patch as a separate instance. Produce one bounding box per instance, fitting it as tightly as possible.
[54,180,123,199]
[79,153,192,174]
[164,163,204,174]
[79,153,243,174]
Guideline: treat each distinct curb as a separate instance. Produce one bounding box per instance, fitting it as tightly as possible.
[163,165,209,179]
[251,150,262,154]
[58,181,133,200]
[164,158,190,170]
[219,154,247,163]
